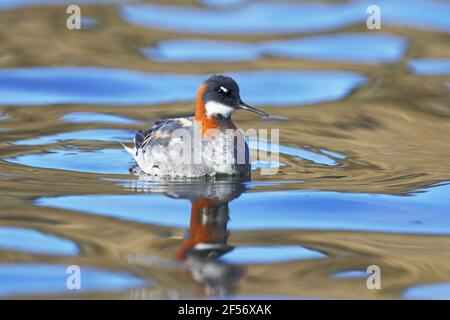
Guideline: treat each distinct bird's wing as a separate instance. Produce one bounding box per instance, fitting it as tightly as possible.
[134,117,194,152]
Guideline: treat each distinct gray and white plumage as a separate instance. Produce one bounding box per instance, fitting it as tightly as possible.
[124,116,250,177]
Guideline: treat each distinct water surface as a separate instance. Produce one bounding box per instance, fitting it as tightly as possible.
[145,33,406,64]
[0,68,365,106]
[121,0,450,34]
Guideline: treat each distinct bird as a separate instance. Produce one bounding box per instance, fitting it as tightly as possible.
[124,74,268,178]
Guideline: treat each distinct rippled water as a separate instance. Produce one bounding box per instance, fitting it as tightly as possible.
[144,33,407,63]
[1,0,450,299]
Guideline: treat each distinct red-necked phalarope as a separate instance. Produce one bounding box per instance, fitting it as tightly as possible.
[124,74,268,177]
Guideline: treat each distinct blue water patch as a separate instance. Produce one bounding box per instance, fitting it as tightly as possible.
[34,183,450,235]
[408,58,450,75]
[121,2,359,34]
[331,270,368,279]
[0,264,146,298]
[0,67,202,106]
[142,39,259,62]
[36,194,189,226]
[143,33,406,64]
[121,0,450,34]
[230,70,366,106]
[80,17,99,29]
[403,282,450,300]
[200,0,247,7]
[5,148,131,174]
[0,227,78,256]
[62,112,140,124]
[243,180,303,188]
[262,33,407,64]
[0,67,365,106]
[377,0,450,33]
[226,184,450,234]
[220,246,326,264]
[13,129,133,146]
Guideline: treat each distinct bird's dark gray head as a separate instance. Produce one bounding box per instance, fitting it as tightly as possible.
[200,74,268,118]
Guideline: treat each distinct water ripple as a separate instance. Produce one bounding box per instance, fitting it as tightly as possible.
[0,264,146,297]
[5,148,131,175]
[121,0,450,34]
[0,68,366,106]
[61,112,141,125]
[34,183,450,235]
[403,282,450,300]
[13,129,133,146]
[220,246,326,264]
[408,58,450,75]
[145,33,407,64]
[0,227,78,256]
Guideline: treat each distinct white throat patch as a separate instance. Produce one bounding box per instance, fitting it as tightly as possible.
[205,101,235,118]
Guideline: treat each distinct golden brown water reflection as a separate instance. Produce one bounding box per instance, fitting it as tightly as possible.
[0,0,450,299]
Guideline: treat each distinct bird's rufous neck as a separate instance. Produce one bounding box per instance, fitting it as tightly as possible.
[194,83,208,122]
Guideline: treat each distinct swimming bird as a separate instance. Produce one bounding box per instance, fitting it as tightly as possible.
[124,74,268,177]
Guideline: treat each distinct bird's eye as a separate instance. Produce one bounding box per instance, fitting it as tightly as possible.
[217,86,228,95]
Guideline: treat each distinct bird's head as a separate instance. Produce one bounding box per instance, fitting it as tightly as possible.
[196,74,268,119]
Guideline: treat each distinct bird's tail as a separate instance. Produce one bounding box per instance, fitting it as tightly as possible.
[120,141,135,156]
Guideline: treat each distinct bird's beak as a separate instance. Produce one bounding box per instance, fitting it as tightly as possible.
[238,99,269,117]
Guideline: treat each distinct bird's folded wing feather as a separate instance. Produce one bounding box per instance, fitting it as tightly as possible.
[135,117,193,151]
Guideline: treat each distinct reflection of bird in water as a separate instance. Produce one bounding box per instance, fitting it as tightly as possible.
[124,75,268,178]
[175,198,243,297]
[175,199,231,261]
[128,175,246,297]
